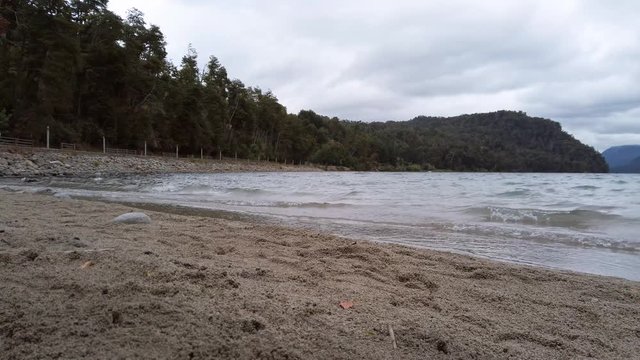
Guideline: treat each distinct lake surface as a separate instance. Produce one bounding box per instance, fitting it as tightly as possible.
[3,172,640,281]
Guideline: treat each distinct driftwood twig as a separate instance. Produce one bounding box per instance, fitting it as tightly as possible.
[389,324,397,349]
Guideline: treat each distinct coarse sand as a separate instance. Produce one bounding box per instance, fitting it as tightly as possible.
[1,191,639,359]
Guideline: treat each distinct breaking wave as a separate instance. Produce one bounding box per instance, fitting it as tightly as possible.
[469,206,623,229]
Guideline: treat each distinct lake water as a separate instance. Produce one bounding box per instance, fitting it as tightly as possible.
[3,172,639,281]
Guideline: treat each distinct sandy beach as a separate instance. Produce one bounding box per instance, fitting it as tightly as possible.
[1,190,639,359]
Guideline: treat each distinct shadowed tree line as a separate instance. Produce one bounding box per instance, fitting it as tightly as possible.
[0,1,607,172]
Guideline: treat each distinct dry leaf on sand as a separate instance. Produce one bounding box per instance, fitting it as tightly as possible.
[339,300,354,309]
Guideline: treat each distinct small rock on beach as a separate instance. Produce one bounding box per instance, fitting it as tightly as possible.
[112,212,152,224]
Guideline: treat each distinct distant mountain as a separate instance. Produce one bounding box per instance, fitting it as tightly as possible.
[613,157,640,173]
[602,145,640,173]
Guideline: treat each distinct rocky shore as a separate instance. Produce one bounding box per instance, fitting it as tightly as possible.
[0,147,321,177]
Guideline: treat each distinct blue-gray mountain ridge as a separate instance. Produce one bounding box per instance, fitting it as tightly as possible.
[602,145,640,173]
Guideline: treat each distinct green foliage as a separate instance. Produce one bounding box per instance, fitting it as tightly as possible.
[310,141,352,166]
[0,2,608,173]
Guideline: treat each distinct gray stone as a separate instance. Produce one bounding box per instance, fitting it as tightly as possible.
[112,212,152,224]
[54,192,71,200]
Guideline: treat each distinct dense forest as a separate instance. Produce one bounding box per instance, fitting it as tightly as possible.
[0,1,608,172]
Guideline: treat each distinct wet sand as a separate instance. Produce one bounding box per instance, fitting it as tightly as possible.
[1,190,639,359]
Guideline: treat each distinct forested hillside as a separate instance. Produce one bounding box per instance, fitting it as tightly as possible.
[0,1,607,172]
[372,113,608,172]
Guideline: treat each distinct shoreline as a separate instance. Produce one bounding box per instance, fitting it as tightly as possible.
[0,147,324,178]
[74,198,634,282]
[5,182,637,283]
[1,190,639,359]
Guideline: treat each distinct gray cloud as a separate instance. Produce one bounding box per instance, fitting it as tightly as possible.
[108,0,640,151]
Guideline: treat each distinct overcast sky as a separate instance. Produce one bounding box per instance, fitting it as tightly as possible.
[108,0,640,151]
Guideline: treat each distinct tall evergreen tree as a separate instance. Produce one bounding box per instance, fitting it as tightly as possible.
[202,55,229,154]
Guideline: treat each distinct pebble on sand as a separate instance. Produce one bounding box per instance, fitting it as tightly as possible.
[112,212,152,224]
[54,192,72,200]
